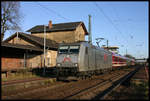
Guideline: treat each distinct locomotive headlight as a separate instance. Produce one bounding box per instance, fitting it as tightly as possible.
[74,63,78,67]
[57,63,61,66]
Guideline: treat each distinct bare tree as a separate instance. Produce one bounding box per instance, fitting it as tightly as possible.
[1,1,22,41]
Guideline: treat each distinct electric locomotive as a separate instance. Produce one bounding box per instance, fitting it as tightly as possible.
[56,41,112,80]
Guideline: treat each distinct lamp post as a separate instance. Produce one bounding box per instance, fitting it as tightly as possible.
[43,25,46,76]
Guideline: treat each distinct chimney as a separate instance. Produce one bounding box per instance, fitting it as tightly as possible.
[48,20,52,29]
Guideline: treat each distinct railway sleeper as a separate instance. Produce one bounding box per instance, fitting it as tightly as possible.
[57,67,113,81]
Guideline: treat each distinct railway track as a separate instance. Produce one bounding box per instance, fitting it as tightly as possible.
[131,65,148,80]
[2,67,138,100]
[65,67,139,100]
[2,77,49,86]
[104,65,148,100]
[95,66,140,100]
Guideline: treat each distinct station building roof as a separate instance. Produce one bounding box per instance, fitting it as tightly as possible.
[3,32,58,50]
[1,42,43,52]
[26,21,88,35]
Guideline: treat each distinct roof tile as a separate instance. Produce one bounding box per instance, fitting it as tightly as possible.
[26,21,82,33]
[3,32,58,49]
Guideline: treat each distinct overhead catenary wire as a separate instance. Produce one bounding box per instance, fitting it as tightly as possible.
[94,2,123,36]
[93,2,129,50]
[110,6,124,46]
[111,5,135,48]
[36,2,69,20]
[94,2,131,54]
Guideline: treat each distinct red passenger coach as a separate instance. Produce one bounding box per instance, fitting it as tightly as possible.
[131,59,135,66]
[112,52,127,68]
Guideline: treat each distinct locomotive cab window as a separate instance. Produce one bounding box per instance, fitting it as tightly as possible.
[69,45,80,54]
[59,46,69,54]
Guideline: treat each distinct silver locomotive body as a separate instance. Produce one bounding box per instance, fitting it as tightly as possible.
[56,41,112,79]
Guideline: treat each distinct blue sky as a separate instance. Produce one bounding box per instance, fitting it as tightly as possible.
[4,1,148,59]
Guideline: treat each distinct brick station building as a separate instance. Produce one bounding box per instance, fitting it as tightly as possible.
[2,42,43,72]
[1,21,88,74]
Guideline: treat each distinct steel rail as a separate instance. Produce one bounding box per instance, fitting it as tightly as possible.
[63,71,127,100]
[63,67,139,100]
[2,77,51,87]
[93,66,140,100]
